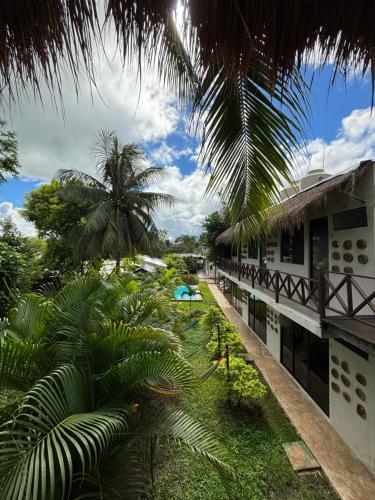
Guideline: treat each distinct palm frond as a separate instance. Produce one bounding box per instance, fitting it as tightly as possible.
[0,365,127,500]
[195,63,308,230]
[0,341,48,391]
[99,351,195,399]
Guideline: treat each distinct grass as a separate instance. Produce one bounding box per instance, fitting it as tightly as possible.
[151,281,338,500]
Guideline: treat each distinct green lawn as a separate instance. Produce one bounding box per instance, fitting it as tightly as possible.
[151,282,337,500]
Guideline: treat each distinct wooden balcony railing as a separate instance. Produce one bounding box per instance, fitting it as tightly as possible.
[218,258,375,329]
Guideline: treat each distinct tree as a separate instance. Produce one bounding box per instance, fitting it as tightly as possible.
[172,234,201,254]
[0,274,233,498]
[23,179,90,274]
[0,120,19,183]
[58,131,173,267]
[0,242,28,317]
[202,210,231,262]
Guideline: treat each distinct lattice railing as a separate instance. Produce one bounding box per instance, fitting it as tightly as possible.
[218,258,375,328]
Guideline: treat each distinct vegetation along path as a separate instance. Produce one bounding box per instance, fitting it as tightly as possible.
[151,282,337,499]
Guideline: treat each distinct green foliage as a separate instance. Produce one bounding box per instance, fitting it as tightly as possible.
[58,131,173,265]
[200,305,223,332]
[202,209,231,262]
[0,242,28,316]
[218,356,267,406]
[163,253,187,271]
[0,274,233,498]
[0,120,19,183]
[23,178,90,275]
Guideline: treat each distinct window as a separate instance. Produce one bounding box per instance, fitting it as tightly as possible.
[247,240,258,259]
[281,226,304,264]
[231,244,238,257]
[248,292,267,344]
[333,206,368,230]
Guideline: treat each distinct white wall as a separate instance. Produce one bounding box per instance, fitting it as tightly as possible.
[329,339,375,475]
[266,305,281,360]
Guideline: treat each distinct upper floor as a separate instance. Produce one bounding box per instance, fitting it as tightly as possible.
[216,160,375,351]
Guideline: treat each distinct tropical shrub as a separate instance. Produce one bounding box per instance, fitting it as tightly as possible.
[218,357,267,407]
[185,273,199,285]
[163,253,186,272]
[0,242,28,317]
[0,274,233,498]
[200,305,223,333]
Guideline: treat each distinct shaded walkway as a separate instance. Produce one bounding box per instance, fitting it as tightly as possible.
[207,282,375,500]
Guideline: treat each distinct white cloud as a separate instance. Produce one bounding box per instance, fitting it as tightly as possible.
[294,107,375,178]
[151,141,192,165]
[0,202,37,237]
[148,166,218,238]
[4,38,181,181]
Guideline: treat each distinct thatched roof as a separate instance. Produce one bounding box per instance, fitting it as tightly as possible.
[216,160,375,245]
[1,1,375,100]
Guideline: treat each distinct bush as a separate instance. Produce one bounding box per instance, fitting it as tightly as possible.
[185,273,199,285]
[0,242,28,317]
[218,357,267,407]
[200,305,223,332]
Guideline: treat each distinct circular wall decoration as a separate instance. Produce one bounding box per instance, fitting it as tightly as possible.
[356,239,367,249]
[341,374,350,387]
[356,373,367,386]
[331,355,339,365]
[344,266,353,274]
[358,254,368,265]
[331,382,340,393]
[331,368,339,379]
[343,240,352,250]
[343,253,353,262]
[343,392,351,403]
[357,404,367,419]
[332,240,340,248]
[332,252,341,260]
[355,388,366,401]
[341,361,350,373]
[331,265,340,272]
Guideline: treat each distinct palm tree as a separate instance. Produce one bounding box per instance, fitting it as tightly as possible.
[58,131,173,267]
[0,273,233,498]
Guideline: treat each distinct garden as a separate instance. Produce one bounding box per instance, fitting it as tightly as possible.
[151,281,338,499]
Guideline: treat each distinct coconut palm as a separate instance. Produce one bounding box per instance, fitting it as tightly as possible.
[58,131,173,267]
[0,273,233,499]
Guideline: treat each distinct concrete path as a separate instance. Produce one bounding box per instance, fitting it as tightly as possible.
[208,282,375,500]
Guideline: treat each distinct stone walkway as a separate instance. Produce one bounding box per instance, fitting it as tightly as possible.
[207,282,375,500]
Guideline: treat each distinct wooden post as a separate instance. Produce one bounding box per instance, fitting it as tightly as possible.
[275,270,280,303]
[318,268,326,319]
[217,322,221,351]
[346,274,353,317]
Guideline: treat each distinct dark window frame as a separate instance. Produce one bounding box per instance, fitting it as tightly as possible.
[280,225,304,264]
[247,240,258,259]
[333,206,368,231]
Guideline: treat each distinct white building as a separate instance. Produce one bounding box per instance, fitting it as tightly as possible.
[216,160,375,476]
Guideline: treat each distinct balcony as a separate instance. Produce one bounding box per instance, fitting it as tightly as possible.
[217,258,375,350]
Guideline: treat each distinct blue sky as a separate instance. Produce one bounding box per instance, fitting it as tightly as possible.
[0,64,375,238]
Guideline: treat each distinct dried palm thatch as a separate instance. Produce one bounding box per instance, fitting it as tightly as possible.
[216,160,375,244]
[1,1,375,102]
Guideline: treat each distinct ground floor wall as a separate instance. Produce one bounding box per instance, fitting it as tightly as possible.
[225,276,375,476]
[329,339,375,475]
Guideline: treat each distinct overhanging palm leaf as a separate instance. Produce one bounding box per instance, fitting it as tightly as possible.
[196,64,308,233]
[0,365,127,500]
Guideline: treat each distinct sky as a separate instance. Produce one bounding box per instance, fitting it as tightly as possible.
[0,40,375,239]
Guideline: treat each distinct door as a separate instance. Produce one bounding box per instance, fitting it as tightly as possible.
[309,217,329,281]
